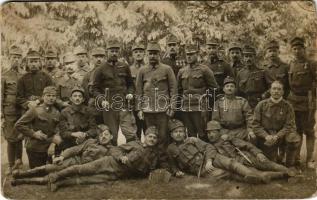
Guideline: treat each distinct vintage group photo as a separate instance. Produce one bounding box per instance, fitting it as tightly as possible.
[1,1,317,199]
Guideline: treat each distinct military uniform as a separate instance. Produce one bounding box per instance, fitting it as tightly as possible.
[73,46,91,82]
[15,87,60,168]
[177,44,218,140]
[57,74,80,102]
[42,48,63,83]
[136,42,177,160]
[92,39,137,145]
[227,42,244,78]
[1,45,25,171]
[287,37,316,167]
[252,98,297,163]
[236,45,273,109]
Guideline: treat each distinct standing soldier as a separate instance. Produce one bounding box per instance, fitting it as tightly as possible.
[203,37,233,94]
[227,41,244,78]
[253,81,300,167]
[262,40,290,97]
[1,45,25,174]
[288,37,316,169]
[42,48,63,83]
[73,46,91,83]
[16,48,54,112]
[236,45,274,109]
[136,41,177,167]
[130,43,146,139]
[15,86,61,168]
[92,39,137,145]
[162,34,186,77]
[212,76,253,140]
[177,44,218,141]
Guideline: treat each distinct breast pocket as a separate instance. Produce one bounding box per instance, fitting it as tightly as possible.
[190,73,204,88]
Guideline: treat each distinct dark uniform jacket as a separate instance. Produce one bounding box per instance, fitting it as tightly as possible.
[16,71,54,110]
[177,64,218,111]
[253,98,296,140]
[15,104,60,152]
[162,55,186,77]
[135,63,177,112]
[167,137,217,175]
[57,74,80,102]
[110,141,159,176]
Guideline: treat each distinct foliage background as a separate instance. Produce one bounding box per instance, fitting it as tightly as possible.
[1,1,317,66]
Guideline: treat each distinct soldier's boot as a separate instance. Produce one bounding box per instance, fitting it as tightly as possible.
[12,165,48,179]
[48,177,81,192]
[306,133,315,169]
[285,141,300,168]
[48,166,78,183]
[11,176,48,186]
[229,160,268,183]
[260,171,287,180]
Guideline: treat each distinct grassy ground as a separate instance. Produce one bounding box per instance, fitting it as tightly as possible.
[1,133,317,199]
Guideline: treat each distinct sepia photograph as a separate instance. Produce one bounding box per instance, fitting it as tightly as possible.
[1,1,317,199]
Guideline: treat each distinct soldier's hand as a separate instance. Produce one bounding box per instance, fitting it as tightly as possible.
[264,135,274,146]
[101,100,110,109]
[166,109,175,117]
[53,156,64,165]
[137,111,144,120]
[119,156,129,164]
[175,170,185,177]
[33,130,48,141]
[52,134,63,145]
[125,94,133,100]
[186,137,199,144]
[271,135,279,145]
[248,131,256,141]
[205,159,215,172]
[71,131,87,139]
[47,143,56,156]
[256,153,267,162]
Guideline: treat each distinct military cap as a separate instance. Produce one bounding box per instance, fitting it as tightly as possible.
[63,52,76,64]
[9,45,22,56]
[91,47,106,56]
[43,86,57,95]
[132,43,145,51]
[185,44,198,54]
[228,42,242,51]
[71,85,85,96]
[147,42,161,52]
[45,48,58,58]
[97,124,110,132]
[206,37,219,46]
[223,76,236,86]
[106,39,121,49]
[145,126,159,136]
[206,120,221,131]
[26,48,41,59]
[265,40,279,50]
[74,46,87,55]
[243,45,256,55]
[290,37,305,47]
[168,119,184,132]
[166,34,179,44]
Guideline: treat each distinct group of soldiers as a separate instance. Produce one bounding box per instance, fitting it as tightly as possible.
[1,34,316,191]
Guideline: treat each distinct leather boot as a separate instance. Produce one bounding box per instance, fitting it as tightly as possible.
[48,166,78,183]
[11,176,48,186]
[261,171,287,180]
[13,165,47,179]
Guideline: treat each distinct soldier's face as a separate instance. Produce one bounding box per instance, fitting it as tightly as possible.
[171,127,186,142]
[46,57,58,69]
[167,43,179,55]
[186,52,198,64]
[266,48,279,60]
[229,49,242,62]
[243,53,255,66]
[132,49,145,62]
[223,83,236,95]
[206,44,218,57]
[107,48,120,62]
[76,54,88,68]
[70,91,84,105]
[144,133,158,147]
[92,55,105,67]
[291,45,305,59]
[65,62,76,75]
[147,51,160,65]
[207,130,221,143]
[43,93,57,105]
[28,58,41,72]
[10,54,22,68]
[270,82,284,100]
[98,130,113,145]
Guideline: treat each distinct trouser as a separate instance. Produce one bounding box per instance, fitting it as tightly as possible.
[144,112,169,168]
[26,150,49,169]
[181,111,207,141]
[294,111,315,164]
[133,111,146,140]
[7,141,23,167]
[257,139,280,162]
[240,153,288,172]
[102,110,137,145]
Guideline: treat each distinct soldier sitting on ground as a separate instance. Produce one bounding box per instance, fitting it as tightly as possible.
[41,126,159,192]
[167,119,293,184]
